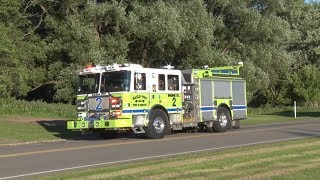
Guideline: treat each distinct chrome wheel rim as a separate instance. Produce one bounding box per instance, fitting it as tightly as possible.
[219,113,227,127]
[153,116,165,133]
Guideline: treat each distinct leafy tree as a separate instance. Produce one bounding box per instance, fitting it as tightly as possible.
[205,0,295,106]
[292,65,320,106]
[0,0,46,98]
[0,0,320,106]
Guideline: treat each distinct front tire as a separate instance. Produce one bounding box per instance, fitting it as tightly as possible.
[213,107,231,132]
[144,109,168,139]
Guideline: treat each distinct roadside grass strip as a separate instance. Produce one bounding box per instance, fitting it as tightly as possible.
[0,120,79,143]
[0,121,56,142]
[243,114,320,125]
[44,137,320,180]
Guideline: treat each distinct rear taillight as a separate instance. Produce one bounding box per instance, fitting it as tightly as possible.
[111,97,122,110]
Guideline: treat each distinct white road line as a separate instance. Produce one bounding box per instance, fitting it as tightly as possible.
[0,136,314,180]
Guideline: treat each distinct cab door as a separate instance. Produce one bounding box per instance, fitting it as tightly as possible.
[131,72,149,114]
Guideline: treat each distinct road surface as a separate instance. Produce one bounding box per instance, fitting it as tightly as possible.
[1,119,320,179]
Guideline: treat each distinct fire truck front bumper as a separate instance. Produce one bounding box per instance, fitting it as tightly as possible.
[67,119,132,130]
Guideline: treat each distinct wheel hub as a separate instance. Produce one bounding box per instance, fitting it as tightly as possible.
[153,116,165,133]
[219,113,227,127]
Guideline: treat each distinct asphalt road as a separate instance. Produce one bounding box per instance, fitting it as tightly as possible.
[1,119,320,179]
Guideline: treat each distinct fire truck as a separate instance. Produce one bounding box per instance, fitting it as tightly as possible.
[67,63,247,138]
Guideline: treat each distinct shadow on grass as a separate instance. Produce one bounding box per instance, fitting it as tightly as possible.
[35,120,213,141]
[263,111,320,118]
[36,120,141,140]
[36,120,85,140]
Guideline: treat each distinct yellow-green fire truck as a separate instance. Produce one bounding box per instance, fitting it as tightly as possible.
[67,63,247,139]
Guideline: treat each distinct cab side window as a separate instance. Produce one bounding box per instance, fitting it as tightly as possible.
[134,73,146,90]
[168,75,179,91]
[158,74,165,91]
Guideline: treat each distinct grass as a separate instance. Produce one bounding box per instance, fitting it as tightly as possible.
[0,98,79,143]
[244,106,320,125]
[0,120,80,143]
[42,137,320,180]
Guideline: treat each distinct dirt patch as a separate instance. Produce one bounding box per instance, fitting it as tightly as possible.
[0,139,20,145]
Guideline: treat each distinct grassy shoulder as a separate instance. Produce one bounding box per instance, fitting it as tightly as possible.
[43,137,320,180]
[0,118,80,143]
[244,106,320,125]
[0,99,78,143]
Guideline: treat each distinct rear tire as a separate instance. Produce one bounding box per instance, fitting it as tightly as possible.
[213,107,231,132]
[144,109,168,139]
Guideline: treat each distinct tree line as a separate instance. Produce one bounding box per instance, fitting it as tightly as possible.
[1,0,320,106]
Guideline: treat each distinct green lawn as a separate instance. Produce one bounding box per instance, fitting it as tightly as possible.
[243,113,320,125]
[0,99,79,143]
[244,106,320,125]
[42,137,320,180]
[0,117,80,143]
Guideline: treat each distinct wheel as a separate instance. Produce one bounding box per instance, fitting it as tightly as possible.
[213,107,231,132]
[233,120,240,129]
[144,109,168,139]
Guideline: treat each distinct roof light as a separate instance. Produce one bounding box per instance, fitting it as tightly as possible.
[95,65,102,70]
[162,64,174,69]
[113,63,119,69]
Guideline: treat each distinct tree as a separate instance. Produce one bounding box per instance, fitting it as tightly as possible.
[0,0,47,98]
[1,0,320,106]
[292,65,320,106]
[205,0,295,106]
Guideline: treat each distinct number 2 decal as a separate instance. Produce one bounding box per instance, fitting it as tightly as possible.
[172,97,176,107]
[96,97,103,110]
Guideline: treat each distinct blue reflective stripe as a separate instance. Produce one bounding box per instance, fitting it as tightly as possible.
[122,109,148,113]
[167,108,182,112]
[199,107,215,111]
[199,106,247,111]
[232,106,247,110]
[122,106,248,113]
[122,108,183,114]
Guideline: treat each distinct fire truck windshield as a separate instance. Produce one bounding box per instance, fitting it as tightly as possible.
[101,71,131,92]
[78,74,100,94]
